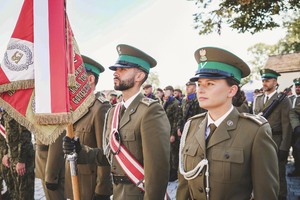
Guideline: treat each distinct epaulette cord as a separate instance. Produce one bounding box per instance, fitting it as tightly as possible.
[239,113,267,125]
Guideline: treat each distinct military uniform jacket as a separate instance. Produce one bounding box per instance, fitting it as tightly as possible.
[178,108,279,200]
[79,93,170,200]
[253,93,292,151]
[65,96,112,199]
[35,132,65,184]
[290,103,300,130]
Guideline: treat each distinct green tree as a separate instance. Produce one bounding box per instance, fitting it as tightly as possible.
[144,71,160,89]
[190,0,300,35]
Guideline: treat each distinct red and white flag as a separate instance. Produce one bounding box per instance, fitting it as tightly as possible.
[0,0,94,144]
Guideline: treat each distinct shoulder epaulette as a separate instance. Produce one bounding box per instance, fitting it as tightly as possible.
[256,93,264,97]
[239,113,267,125]
[189,112,207,120]
[97,95,109,104]
[140,97,158,106]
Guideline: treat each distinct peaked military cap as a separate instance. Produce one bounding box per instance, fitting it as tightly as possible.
[109,44,157,74]
[190,47,250,83]
[260,68,281,80]
[293,77,300,85]
[186,81,196,86]
[82,55,105,77]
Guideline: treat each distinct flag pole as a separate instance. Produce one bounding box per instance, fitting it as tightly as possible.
[66,124,80,200]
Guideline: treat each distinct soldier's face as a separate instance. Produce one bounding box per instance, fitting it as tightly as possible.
[295,85,300,95]
[197,78,237,111]
[113,68,136,91]
[186,85,196,95]
[262,79,277,92]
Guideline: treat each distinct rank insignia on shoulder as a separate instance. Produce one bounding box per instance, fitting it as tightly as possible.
[140,97,158,106]
[239,113,267,125]
[97,95,108,103]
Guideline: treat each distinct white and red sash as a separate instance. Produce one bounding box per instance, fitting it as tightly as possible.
[109,103,168,199]
[0,124,6,139]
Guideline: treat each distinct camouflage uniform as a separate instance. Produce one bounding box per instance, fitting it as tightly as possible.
[0,126,13,199]
[2,112,35,200]
[177,93,206,132]
[163,96,182,181]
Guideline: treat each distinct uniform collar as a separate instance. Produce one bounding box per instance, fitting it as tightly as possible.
[122,91,140,109]
[207,105,234,128]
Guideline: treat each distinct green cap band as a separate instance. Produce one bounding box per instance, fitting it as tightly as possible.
[118,55,151,73]
[198,61,242,82]
[261,73,278,78]
[84,63,101,76]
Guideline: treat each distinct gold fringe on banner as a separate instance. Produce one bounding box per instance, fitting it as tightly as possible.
[0,94,67,145]
[35,112,71,125]
[0,80,34,92]
[68,73,76,87]
[72,92,95,124]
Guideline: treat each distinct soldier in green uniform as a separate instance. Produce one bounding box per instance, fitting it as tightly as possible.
[177,47,279,200]
[65,55,112,200]
[253,68,292,200]
[163,85,182,181]
[2,112,34,200]
[288,78,300,177]
[63,44,170,200]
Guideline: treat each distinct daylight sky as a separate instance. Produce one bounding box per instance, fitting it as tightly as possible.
[0,0,286,91]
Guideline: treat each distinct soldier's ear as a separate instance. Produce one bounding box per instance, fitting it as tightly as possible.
[87,74,95,85]
[135,70,146,82]
[228,85,238,98]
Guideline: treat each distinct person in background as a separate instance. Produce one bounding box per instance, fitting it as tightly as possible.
[253,68,292,200]
[174,88,183,105]
[143,84,158,100]
[63,44,170,200]
[163,85,182,182]
[156,87,164,105]
[177,46,279,200]
[288,78,300,177]
[1,111,35,200]
[64,55,112,200]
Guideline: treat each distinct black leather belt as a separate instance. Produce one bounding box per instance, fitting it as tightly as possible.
[36,144,49,151]
[112,175,132,184]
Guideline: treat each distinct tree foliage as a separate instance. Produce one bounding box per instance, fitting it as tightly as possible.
[190,0,300,35]
[144,71,160,89]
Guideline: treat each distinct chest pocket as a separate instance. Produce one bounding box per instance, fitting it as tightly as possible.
[210,147,244,183]
[120,129,141,159]
[74,125,92,144]
[183,143,203,171]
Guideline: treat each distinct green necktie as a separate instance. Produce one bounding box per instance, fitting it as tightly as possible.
[206,123,217,145]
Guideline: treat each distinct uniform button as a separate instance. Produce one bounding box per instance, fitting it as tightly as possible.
[185,148,189,152]
[199,187,204,193]
[112,165,116,170]
[224,153,230,159]
[200,154,205,159]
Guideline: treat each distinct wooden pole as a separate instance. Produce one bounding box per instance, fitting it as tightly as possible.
[66,124,80,200]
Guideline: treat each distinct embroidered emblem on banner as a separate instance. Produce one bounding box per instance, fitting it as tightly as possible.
[4,43,33,71]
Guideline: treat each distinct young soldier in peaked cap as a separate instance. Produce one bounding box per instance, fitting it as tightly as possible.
[63,44,170,200]
[177,47,279,200]
[64,55,112,200]
[253,68,291,200]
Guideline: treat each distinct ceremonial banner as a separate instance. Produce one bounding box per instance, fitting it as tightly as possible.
[0,0,94,144]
